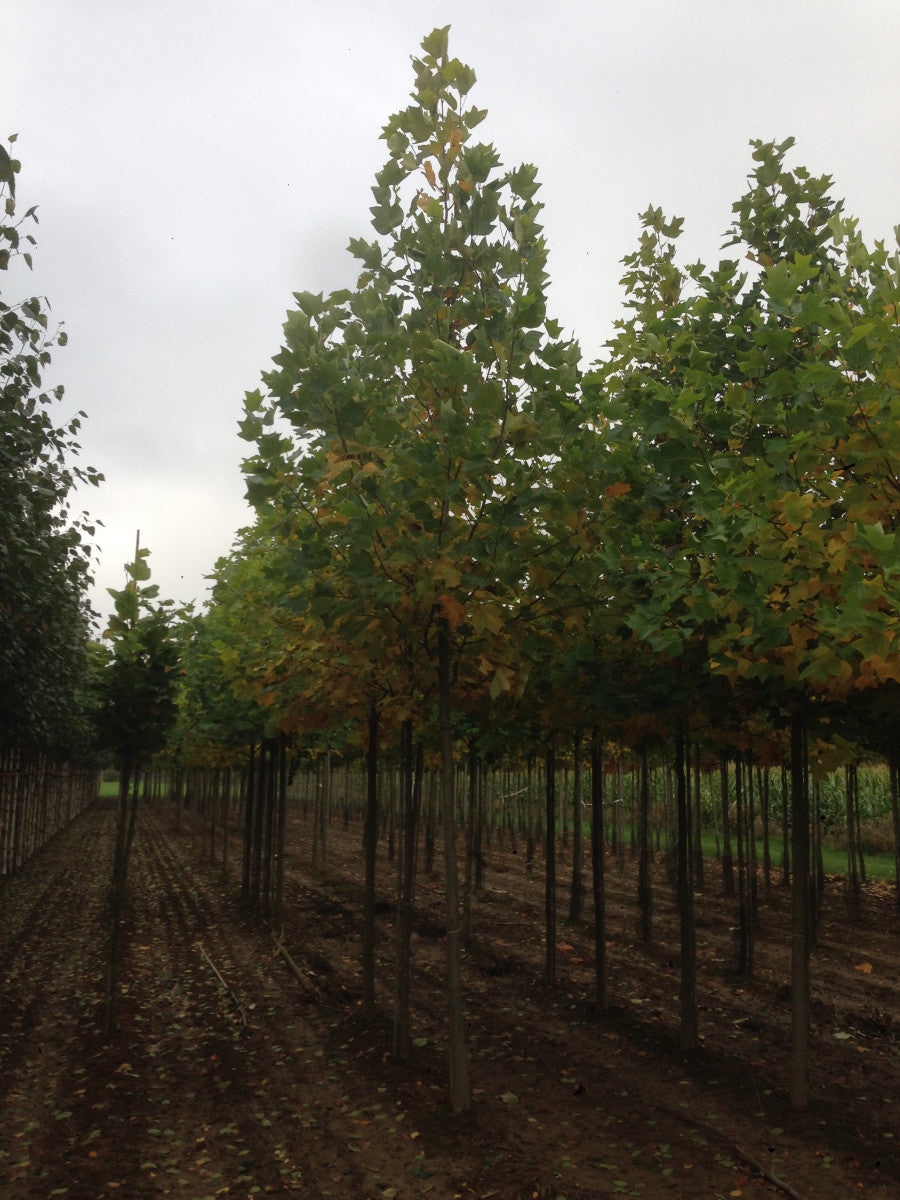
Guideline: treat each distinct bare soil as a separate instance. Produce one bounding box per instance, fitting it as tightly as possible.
[1,799,898,1200]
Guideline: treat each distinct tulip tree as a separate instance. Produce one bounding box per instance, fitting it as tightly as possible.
[99,544,181,1033]
[593,137,900,1106]
[241,27,582,1112]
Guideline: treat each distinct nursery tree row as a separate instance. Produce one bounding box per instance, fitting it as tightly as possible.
[0,141,183,881]
[159,29,900,1114]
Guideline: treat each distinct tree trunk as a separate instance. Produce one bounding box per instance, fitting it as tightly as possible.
[362,704,379,1021]
[889,755,900,912]
[393,722,421,1060]
[790,708,811,1110]
[569,732,584,922]
[525,757,535,875]
[241,748,255,900]
[590,729,607,1014]
[746,755,759,924]
[720,758,734,896]
[437,628,470,1113]
[845,761,861,915]
[545,745,557,985]
[274,735,287,922]
[462,747,478,946]
[675,728,698,1052]
[104,753,135,1036]
[692,741,704,889]
[735,755,753,976]
[760,766,772,899]
[637,745,652,944]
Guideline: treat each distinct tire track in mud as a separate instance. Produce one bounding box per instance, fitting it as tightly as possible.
[86,810,427,1199]
[0,803,114,1197]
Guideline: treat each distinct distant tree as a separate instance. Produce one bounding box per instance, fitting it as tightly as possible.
[98,543,181,1033]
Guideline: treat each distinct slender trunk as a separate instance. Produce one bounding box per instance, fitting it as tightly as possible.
[424,770,436,874]
[525,757,535,875]
[790,709,811,1109]
[853,762,866,886]
[569,732,584,922]
[462,748,477,946]
[675,727,698,1052]
[890,755,900,912]
[545,745,557,985]
[261,740,276,919]
[637,745,652,943]
[845,762,860,914]
[746,755,758,923]
[720,758,734,896]
[221,768,231,876]
[274,735,287,922]
[393,724,422,1060]
[692,741,704,888]
[780,763,791,886]
[735,756,753,975]
[590,729,607,1014]
[811,778,824,944]
[474,761,485,889]
[242,748,255,899]
[760,766,771,899]
[104,753,134,1035]
[362,704,379,1021]
[437,628,471,1113]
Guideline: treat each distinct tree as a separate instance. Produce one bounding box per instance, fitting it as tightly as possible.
[0,136,102,760]
[240,27,582,1112]
[98,542,181,1033]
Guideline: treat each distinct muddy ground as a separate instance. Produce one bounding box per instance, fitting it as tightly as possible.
[1,799,898,1200]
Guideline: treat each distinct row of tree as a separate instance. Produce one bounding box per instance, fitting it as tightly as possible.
[0,140,182,889]
[154,29,900,1114]
[4,27,900,1114]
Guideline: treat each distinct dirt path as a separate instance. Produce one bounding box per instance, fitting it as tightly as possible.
[1,801,898,1200]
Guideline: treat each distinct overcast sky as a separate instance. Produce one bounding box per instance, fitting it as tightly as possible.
[3,1,899,624]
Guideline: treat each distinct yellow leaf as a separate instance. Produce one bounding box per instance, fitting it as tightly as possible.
[854,962,873,974]
[423,159,436,189]
[437,593,466,630]
[605,481,631,499]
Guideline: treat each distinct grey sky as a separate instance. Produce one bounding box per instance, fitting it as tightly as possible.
[3,1,899,622]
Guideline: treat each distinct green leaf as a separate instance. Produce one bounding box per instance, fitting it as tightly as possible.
[421,26,450,60]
